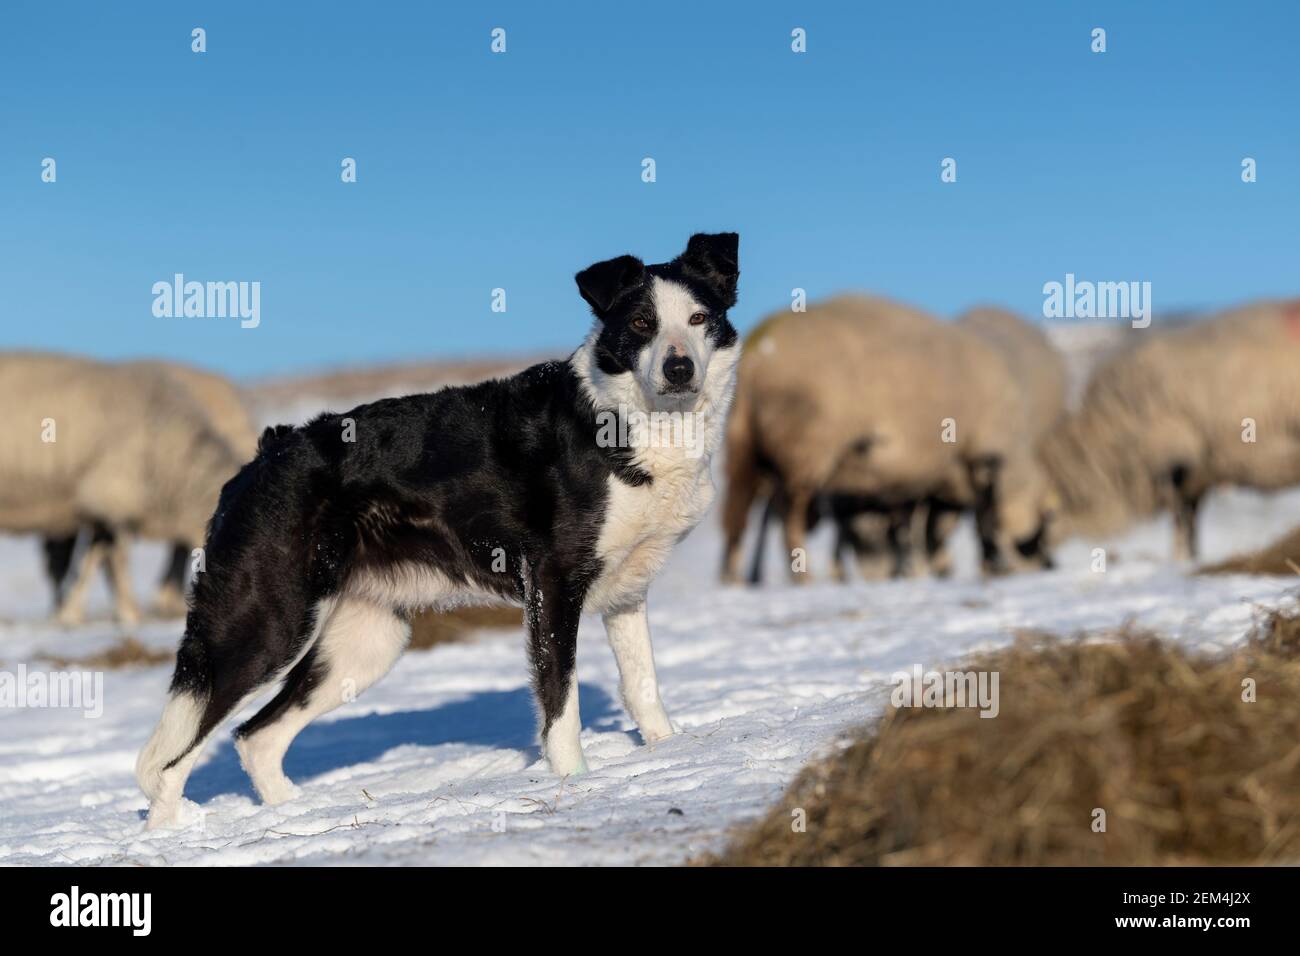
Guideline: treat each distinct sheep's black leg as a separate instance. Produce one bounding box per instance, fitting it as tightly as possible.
[42,534,78,607]
[887,501,918,578]
[831,516,850,582]
[747,493,780,586]
[829,495,865,583]
[969,456,1009,576]
[1170,465,1204,561]
[152,541,193,616]
[161,541,189,593]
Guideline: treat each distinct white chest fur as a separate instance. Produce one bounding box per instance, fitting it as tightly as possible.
[569,323,739,614]
[586,448,716,614]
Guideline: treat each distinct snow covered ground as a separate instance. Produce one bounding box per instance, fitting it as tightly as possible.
[2,473,1297,866]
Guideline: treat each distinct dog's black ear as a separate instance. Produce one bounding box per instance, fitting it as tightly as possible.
[575,254,646,317]
[680,232,740,307]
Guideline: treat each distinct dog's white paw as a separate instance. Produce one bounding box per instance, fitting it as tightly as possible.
[144,803,177,831]
[564,755,590,777]
[236,736,302,805]
[637,707,674,745]
[144,797,202,831]
[641,723,673,744]
[258,779,302,806]
[546,737,589,777]
[549,754,589,777]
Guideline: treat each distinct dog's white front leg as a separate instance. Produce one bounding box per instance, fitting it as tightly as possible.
[603,602,673,743]
[544,669,588,776]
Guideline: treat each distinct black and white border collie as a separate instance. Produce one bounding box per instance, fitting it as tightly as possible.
[137,232,740,828]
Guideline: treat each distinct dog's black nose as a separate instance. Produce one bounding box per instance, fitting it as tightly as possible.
[663,354,694,387]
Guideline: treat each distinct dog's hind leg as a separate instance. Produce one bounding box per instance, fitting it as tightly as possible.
[138,603,332,828]
[139,676,283,830]
[137,690,212,829]
[233,597,410,805]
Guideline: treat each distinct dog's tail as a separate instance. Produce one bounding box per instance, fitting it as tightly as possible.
[135,635,212,801]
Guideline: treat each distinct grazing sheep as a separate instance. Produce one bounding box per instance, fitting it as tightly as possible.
[742,483,900,584]
[42,361,258,617]
[957,307,1069,440]
[1037,300,1300,560]
[721,295,1031,583]
[953,306,1069,571]
[0,353,245,625]
[723,310,901,584]
[828,495,900,581]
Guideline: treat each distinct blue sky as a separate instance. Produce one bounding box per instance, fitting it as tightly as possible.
[2,1,1297,378]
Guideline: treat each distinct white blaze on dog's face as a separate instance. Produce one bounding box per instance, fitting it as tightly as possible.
[574,233,740,411]
[634,277,714,400]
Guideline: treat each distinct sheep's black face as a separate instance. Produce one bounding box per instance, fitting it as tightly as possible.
[576,233,739,403]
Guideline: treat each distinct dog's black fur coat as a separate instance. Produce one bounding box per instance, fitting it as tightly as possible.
[160,233,741,776]
[175,363,630,744]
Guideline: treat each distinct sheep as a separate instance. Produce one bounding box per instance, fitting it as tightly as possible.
[41,360,258,617]
[722,309,903,585]
[0,352,246,625]
[827,495,899,580]
[951,306,1069,571]
[1036,299,1300,561]
[957,307,1069,440]
[834,307,1067,578]
[721,295,1034,583]
[742,484,900,584]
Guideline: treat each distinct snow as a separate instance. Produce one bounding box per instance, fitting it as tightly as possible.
[2,474,1298,866]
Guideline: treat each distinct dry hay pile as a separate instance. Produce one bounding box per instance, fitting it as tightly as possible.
[710,607,1300,866]
[34,637,174,670]
[1201,524,1300,576]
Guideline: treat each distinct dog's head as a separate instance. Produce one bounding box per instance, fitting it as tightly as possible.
[575,232,740,409]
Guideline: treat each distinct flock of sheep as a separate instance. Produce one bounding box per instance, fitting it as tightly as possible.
[0,355,256,625]
[720,297,1300,584]
[2,297,1298,627]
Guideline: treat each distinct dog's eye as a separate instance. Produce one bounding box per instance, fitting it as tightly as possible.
[630,317,651,333]
[689,311,708,326]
